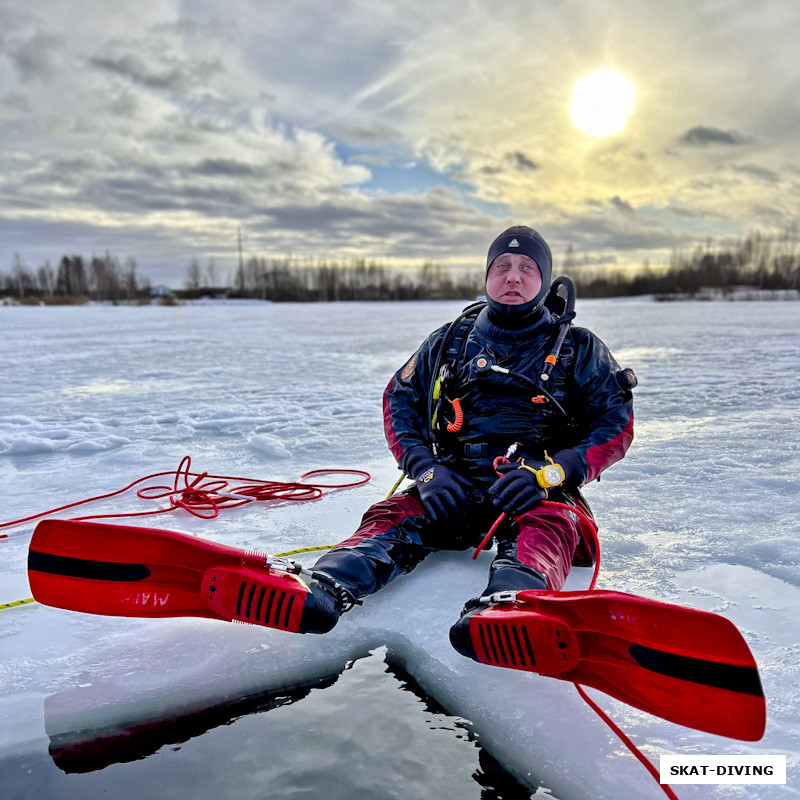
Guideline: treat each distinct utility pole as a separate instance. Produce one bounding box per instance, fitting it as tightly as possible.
[236,226,245,295]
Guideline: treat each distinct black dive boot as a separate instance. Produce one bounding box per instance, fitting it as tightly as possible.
[298,574,359,634]
[449,596,491,660]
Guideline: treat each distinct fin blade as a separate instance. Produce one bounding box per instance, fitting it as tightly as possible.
[29,519,245,619]
[30,519,246,570]
[565,655,766,741]
[28,569,221,620]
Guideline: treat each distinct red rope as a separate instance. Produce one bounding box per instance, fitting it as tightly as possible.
[0,456,370,537]
[472,500,600,589]
[574,684,680,800]
[472,512,507,560]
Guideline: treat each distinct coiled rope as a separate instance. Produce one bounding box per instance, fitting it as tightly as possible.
[0,455,369,537]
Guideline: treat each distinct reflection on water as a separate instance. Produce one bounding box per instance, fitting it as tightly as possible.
[45,680,333,775]
[4,650,544,800]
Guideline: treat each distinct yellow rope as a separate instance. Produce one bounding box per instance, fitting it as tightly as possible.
[1,597,35,610]
[274,544,334,557]
[386,472,406,498]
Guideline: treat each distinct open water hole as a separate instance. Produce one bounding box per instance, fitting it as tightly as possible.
[1,649,544,800]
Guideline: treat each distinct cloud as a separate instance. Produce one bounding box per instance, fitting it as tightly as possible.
[730,163,780,183]
[661,203,726,220]
[551,214,684,253]
[191,159,259,178]
[329,124,400,144]
[89,53,224,93]
[508,152,539,172]
[678,126,752,147]
[0,183,503,285]
[249,187,502,262]
[610,196,635,215]
[7,32,62,82]
[107,87,140,119]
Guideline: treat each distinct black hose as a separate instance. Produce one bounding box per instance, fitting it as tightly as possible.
[541,277,576,382]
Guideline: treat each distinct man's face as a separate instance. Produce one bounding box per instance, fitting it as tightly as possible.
[486,253,543,305]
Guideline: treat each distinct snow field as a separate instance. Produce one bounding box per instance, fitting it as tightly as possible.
[1,299,798,799]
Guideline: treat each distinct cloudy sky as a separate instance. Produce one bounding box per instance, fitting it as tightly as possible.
[1,0,798,286]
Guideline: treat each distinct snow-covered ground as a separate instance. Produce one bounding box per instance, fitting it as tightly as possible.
[1,299,798,799]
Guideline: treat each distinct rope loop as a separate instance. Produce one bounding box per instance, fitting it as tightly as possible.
[0,456,371,533]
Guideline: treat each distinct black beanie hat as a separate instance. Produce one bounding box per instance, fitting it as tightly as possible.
[486,225,553,310]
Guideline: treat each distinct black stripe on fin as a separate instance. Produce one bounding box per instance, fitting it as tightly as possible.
[629,643,763,697]
[28,550,151,582]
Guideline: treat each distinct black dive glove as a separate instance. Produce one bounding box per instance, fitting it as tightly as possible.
[488,450,584,517]
[488,464,547,516]
[403,446,473,524]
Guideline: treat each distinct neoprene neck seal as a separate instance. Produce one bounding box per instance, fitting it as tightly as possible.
[485,297,548,329]
[476,304,554,342]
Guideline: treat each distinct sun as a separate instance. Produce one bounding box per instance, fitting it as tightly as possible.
[571,69,636,138]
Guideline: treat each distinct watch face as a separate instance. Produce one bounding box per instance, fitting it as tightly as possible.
[543,465,564,486]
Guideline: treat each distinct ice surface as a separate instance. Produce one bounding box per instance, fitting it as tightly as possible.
[1,300,799,799]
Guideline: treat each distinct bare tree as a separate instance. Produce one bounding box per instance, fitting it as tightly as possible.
[185,258,201,293]
[205,257,218,288]
[123,257,138,301]
[12,254,33,297]
[56,255,87,296]
[37,261,55,296]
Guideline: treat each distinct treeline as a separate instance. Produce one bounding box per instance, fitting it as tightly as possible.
[1,252,482,303]
[4,229,799,304]
[569,229,800,298]
[1,253,150,302]
[218,256,484,301]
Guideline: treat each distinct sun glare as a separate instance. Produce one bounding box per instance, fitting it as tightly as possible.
[571,69,636,138]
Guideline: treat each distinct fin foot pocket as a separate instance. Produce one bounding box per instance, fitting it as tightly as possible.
[451,603,578,673]
[203,565,343,633]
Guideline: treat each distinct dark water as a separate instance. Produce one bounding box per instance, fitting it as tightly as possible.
[1,650,543,800]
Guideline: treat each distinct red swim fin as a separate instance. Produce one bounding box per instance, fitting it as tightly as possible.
[457,589,766,741]
[27,519,336,633]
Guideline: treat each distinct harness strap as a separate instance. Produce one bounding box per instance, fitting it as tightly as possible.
[427,302,486,455]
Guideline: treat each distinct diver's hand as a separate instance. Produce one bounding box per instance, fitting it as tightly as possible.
[488,464,547,516]
[415,463,473,523]
[403,446,473,523]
